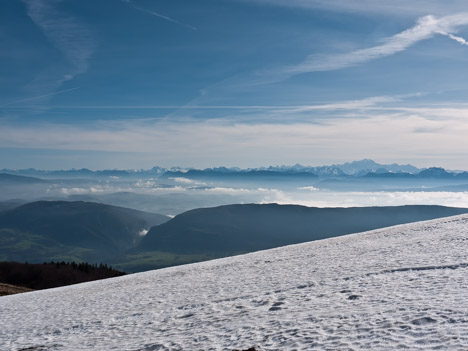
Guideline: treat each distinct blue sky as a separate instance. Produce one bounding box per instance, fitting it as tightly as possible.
[2,0,468,169]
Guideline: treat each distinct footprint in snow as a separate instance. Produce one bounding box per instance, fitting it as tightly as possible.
[268,301,285,311]
[411,316,437,325]
[347,295,361,300]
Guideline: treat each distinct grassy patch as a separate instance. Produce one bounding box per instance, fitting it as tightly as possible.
[0,228,98,263]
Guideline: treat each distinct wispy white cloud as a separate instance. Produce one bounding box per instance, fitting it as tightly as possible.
[1,94,426,126]
[9,92,468,127]
[242,0,468,17]
[122,0,196,30]
[276,14,468,78]
[204,187,270,195]
[298,186,319,191]
[169,177,207,186]
[22,0,96,84]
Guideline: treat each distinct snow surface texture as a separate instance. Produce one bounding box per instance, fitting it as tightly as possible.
[2,215,468,350]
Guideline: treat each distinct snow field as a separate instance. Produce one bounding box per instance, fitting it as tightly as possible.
[2,215,468,350]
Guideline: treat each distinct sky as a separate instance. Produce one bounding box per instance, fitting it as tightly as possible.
[2,0,468,170]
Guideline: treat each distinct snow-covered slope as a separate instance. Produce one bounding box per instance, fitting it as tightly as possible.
[2,215,468,350]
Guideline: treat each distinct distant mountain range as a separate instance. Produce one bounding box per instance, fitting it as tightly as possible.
[160,169,319,182]
[365,167,468,179]
[332,159,421,175]
[0,159,432,180]
[158,163,468,185]
[255,159,420,176]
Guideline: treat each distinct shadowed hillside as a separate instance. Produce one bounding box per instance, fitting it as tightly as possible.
[3,202,468,273]
[0,200,24,213]
[137,204,468,255]
[0,201,169,263]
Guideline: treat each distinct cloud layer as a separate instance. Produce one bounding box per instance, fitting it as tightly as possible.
[2,99,468,168]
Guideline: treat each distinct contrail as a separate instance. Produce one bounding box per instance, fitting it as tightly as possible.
[122,0,196,30]
[257,13,468,84]
[0,87,80,107]
[443,32,468,46]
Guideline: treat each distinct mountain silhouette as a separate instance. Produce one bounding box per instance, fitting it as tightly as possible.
[137,204,468,255]
[0,201,169,262]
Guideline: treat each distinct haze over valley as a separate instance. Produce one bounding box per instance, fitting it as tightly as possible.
[3,159,468,217]
[3,159,468,273]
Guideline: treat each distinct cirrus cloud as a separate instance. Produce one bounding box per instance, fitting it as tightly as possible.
[273,13,468,79]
